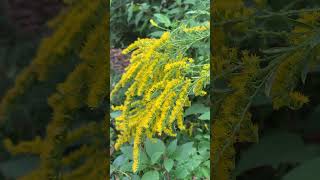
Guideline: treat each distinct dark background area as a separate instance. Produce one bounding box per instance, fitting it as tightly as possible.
[0,0,63,178]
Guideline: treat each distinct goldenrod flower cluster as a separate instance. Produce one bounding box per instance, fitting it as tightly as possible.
[212,53,259,180]
[212,1,320,180]
[213,0,254,23]
[1,0,108,179]
[0,0,105,123]
[111,30,209,172]
[271,51,309,110]
[3,136,43,155]
[290,12,320,44]
[183,22,210,33]
[193,64,210,96]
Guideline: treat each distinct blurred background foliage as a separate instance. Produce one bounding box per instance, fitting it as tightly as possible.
[212,0,320,179]
[0,0,51,178]
[0,0,108,179]
[0,0,65,142]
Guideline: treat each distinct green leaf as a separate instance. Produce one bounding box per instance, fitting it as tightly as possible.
[184,0,197,5]
[301,61,310,85]
[235,131,318,175]
[127,2,133,22]
[198,111,210,120]
[184,103,209,116]
[110,164,115,175]
[203,160,210,168]
[167,139,177,156]
[140,3,150,11]
[112,155,127,167]
[0,156,39,178]
[198,140,209,155]
[164,159,174,172]
[110,111,121,119]
[174,166,190,179]
[167,8,181,15]
[148,31,164,38]
[154,13,171,27]
[151,152,163,164]
[140,150,149,163]
[120,146,133,160]
[141,170,159,180]
[132,175,141,180]
[174,142,194,161]
[137,150,150,171]
[120,161,133,172]
[184,155,203,171]
[301,50,313,84]
[145,138,165,159]
[200,167,210,178]
[262,46,297,54]
[283,157,320,180]
[264,70,276,97]
[135,11,143,26]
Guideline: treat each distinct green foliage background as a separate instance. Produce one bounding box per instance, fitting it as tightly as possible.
[0,0,108,179]
[212,0,320,179]
[110,0,205,47]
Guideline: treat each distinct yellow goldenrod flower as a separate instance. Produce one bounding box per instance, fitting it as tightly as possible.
[183,22,210,33]
[111,29,208,172]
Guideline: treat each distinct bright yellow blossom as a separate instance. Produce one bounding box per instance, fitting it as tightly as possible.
[183,22,210,33]
[111,28,209,172]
